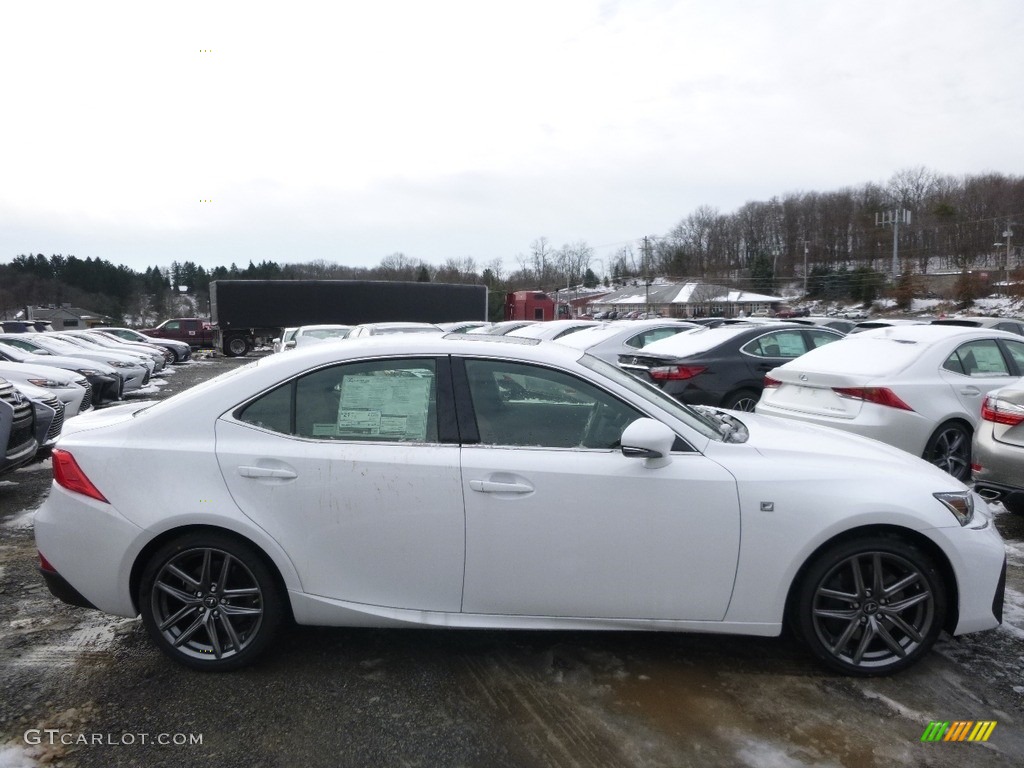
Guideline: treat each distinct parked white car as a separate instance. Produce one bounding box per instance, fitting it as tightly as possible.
[290,324,354,349]
[506,319,605,340]
[556,318,700,364]
[347,322,443,337]
[756,325,1024,480]
[36,335,1005,675]
[0,362,92,417]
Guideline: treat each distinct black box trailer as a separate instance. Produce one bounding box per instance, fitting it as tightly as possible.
[209,279,488,355]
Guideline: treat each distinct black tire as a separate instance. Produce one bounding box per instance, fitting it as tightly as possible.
[138,532,284,671]
[796,535,945,676]
[1003,496,1024,516]
[721,389,760,412]
[922,421,972,481]
[224,336,251,357]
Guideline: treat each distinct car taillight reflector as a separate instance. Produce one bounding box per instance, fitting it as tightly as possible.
[763,376,781,389]
[831,387,914,411]
[981,396,1024,426]
[649,365,707,381]
[52,449,108,502]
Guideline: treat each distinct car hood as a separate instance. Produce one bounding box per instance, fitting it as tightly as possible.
[730,410,962,486]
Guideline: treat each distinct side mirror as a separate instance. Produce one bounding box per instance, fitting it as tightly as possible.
[620,418,675,468]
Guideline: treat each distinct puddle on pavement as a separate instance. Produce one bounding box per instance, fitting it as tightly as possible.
[609,659,896,767]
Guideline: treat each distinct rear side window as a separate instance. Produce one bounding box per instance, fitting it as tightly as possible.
[625,327,690,349]
[237,358,438,442]
[806,329,842,349]
[743,331,808,358]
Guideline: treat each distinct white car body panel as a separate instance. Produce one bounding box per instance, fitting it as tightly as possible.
[460,444,739,620]
[216,420,465,611]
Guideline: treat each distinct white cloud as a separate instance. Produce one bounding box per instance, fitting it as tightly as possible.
[1,0,1022,270]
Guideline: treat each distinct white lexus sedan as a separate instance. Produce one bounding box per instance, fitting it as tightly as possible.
[757,325,1024,480]
[35,335,1005,675]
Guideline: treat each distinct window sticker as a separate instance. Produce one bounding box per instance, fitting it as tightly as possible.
[336,374,431,440]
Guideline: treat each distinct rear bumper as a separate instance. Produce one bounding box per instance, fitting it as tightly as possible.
[39,565,98,609]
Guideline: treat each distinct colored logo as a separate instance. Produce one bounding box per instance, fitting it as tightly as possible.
[921,721,996,742]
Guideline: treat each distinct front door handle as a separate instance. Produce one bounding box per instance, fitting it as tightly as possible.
[469,479,533,494]
[959,387,981,396]
[238,465,298,479]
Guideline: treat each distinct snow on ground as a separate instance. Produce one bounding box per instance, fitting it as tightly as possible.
[1,509,34,530]
[0,745,36,768]
[999,588,1024,641]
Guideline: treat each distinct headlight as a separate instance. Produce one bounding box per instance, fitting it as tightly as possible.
[934,491,974,526]
[108,360,133,368]
[75,368,101,376]
[27,378,64,388]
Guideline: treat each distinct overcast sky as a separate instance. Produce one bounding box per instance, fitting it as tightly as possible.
[1,0,1022,275]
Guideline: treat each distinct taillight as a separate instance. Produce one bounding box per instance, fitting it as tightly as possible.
[763,376,781,389]
[649,365,707,381]
[52,449,108,502]
[981,395,1024,426]
[832,387,914,411]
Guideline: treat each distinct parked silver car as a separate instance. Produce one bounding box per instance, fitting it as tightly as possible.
[972,376,1024,514]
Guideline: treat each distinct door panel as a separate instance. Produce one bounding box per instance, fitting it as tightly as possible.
[461,446,740,620]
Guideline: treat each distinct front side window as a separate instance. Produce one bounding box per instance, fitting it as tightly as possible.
[943,340,1011,377]
[464,359,642,449]
[999,339,1024,371]
[238,358,438,442]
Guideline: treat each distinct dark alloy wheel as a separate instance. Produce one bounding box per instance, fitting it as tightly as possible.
[796,536,945,676]
[922,421,972,481]
[722,389,760,412]
[139,533,284,671]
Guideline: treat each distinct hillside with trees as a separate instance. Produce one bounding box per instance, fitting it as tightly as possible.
[1,167,1022,325]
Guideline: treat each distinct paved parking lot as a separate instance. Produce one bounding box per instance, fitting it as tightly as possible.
[2,353,1023,767]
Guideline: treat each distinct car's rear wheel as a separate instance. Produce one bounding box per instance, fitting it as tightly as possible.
[139,532,284,671]
[796,536,945,676]
[922,421,972,480]
[721,389,760,412]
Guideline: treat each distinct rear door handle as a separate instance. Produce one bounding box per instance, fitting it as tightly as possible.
[469,479,533,494]
[238,465,298,479]
[959,387,981,396]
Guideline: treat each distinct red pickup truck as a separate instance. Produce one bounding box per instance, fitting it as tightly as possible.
[143,318,217,349]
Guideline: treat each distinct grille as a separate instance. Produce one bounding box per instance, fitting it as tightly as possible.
[78,382,93,412]
[41,396,65,441]
[0,380,36,458]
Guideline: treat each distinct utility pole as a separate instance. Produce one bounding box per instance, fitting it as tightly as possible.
[642,236,652,313]
[876,209,911,282]
[800,240,810,296]
[995,221,1016,298]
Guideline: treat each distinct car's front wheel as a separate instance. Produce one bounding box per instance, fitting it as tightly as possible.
[139,532,284,671]
[795,536,945,676]
[923,421,972,480]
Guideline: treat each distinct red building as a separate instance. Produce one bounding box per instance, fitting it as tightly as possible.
[505,291,556,321]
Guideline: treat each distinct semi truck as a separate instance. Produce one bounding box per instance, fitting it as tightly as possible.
[145,279,489,356]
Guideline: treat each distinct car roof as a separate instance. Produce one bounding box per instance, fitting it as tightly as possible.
[776,325,1023,378]
[639,322,811,357]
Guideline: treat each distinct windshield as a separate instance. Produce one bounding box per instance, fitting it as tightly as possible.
[578,354,722,441]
